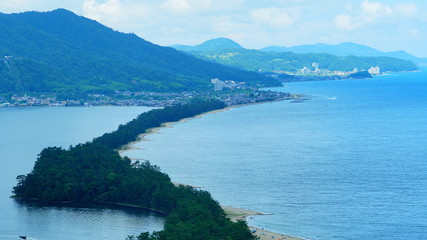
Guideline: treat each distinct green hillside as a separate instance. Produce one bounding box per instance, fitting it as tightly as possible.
[262,42,427,64]
[0,9,279,97]
[173,38,419,74]
[173,37,244,52]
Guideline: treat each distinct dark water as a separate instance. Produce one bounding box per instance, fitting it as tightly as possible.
[125,70,427,240]
[0,107,164,240]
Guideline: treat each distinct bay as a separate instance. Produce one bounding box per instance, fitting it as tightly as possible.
[124,69,427,240]
[0,107,164,240]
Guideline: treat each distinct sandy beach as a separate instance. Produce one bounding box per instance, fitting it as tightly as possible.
[118,106,233,155]
[118,104,306,240]
[222,206,306,240]
[118,98,301,155]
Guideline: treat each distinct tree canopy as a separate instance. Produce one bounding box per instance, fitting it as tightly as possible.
[14,99,256,240]
[0,9,280,96]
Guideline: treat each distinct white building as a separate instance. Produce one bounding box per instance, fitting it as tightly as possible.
[368,66,381,75]
[300,66,311,74]
[211,78,226,91]
[312,62,319,71]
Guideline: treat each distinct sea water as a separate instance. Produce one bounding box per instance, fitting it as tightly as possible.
[0,107,164,240]
[125,69,427,240]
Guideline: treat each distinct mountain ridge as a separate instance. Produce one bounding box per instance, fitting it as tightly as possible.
[173,38,244,52]
[262,42,426,64]
[170,38,419,74]
[0,9,279,97]
[173,38,425,64]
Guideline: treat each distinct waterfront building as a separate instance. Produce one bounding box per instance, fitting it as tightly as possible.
[368,66,381,75]
[312,62,319,71]
[300,66,311,74]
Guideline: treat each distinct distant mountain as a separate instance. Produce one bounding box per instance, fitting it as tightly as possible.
[172,38,244,52]
[262,42,427,64]
[0,10,279,97]
[173,39,418,74]
[261,46,288,52]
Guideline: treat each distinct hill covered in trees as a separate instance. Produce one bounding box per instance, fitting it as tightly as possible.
[262,42,427,64]
[172,38,419,74]
[172,38,244,52]
[13,99,256,240]
[0,10,279,98]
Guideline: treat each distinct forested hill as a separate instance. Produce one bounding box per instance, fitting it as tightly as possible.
[172,38,419,74]
[172,37,244,52]
[262,42,427,64]
[0,9,279,97]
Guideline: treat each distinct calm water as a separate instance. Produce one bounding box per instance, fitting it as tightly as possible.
[0,107,164,240]
[124,70,427,240]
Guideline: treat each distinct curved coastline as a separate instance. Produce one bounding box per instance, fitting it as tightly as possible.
[119,102,307,240]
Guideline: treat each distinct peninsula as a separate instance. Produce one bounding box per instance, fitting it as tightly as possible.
[13,99,295,240]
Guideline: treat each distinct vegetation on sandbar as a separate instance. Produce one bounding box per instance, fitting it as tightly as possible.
[13,99,256,240]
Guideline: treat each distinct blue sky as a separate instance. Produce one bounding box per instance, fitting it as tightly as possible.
[1,0,426,57]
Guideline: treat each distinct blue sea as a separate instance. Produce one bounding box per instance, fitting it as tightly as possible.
[1,69,426,240]
[124,69,427,240]
[0,107,164,240]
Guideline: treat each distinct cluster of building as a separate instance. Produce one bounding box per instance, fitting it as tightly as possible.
[368,66,381,75]
[217,90,291,106]
[211,78,247,91]
[298,62,381,76]
[1,90,292,108]
[0,95,67,107]
[300,62,320,74]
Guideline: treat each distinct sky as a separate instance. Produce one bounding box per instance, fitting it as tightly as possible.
[1,0,426,58]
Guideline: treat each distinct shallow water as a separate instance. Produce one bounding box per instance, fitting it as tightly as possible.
[125,70,427,240]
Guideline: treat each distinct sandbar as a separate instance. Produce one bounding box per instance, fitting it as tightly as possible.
[118,102,307,240]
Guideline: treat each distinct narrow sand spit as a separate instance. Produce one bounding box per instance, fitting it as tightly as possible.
[119,103,307,240]
[222,206,306,240]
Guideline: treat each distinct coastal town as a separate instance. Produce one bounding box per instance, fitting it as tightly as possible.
[0,89,292,108]
[295,62,381,76]
[1,68,377,108]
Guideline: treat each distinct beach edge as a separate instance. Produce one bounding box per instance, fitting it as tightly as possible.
[118,101,307,240]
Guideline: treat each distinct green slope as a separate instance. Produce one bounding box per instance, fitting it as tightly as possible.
[0,9,279,96]
[263,42,427,64]
[173,38,244,52]
[173,39,419,74]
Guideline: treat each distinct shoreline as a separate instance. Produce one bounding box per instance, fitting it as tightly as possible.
[221,206,306,240]
[119,110,227,154]
[118,104,238,155]
[118,100,307,240]
[118,95,306,155]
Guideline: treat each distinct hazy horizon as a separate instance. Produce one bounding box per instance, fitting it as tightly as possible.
[1,0,426,58]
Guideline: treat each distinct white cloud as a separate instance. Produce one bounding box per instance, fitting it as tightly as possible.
[160,0,216,15]
[334,1,424,33]
[399,28,419,36]
[161,0,191,15]
[334,1,393,31]
[393,3,418,17]
[83,0,122,23]
[0,0,34,12]
[361,0,392,21]
[334,14,358,31]
[250,7,298,28]
[209,15,250,34]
